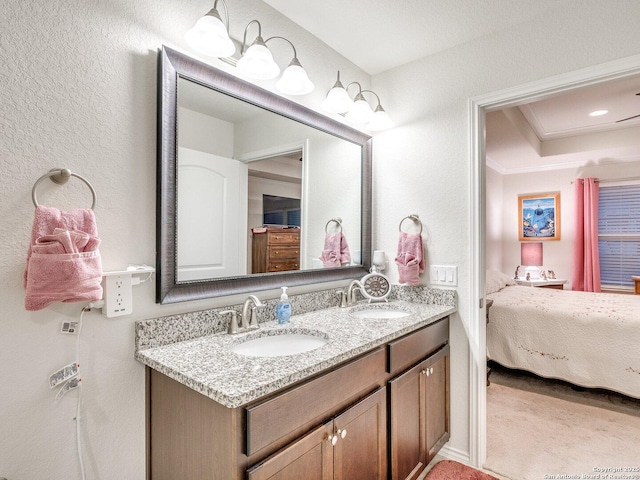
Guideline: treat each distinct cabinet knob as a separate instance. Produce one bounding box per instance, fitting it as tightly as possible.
[338,428,347,439]
[422,369,429,376]
[329,434,338,446]
[430,367,434,375]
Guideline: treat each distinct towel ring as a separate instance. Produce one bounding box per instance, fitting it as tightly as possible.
[325,217,343,233]
[32,168,97,209]
[399,214,423,234]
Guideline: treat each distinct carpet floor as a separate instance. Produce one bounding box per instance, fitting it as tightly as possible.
[485,364,640,480]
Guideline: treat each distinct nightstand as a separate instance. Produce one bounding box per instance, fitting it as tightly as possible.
[515,278,567,289]
[633,276,640,295]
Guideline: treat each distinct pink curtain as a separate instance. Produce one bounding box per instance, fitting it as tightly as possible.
[572,177,601,292]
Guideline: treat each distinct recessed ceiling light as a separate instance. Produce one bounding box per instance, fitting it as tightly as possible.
[589,110,608,117]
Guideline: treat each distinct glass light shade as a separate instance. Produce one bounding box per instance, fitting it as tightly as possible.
[367,108,394,131]
[276,63,314,95]
[345,97,374,124]
[321,86,353,114]
[237,43,280,80]
[185,14,235,58]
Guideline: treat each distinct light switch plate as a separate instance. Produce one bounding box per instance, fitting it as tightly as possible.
[430,265,457,287]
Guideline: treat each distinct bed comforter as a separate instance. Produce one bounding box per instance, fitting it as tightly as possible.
[487,285,640,398]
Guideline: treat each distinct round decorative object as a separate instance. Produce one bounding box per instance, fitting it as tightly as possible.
[360,273,391,301]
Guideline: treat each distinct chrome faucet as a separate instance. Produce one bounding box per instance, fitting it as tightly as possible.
[337,289,348,308]
[241,295,264,330]
[347,280,362,306]
[221,295,264,334]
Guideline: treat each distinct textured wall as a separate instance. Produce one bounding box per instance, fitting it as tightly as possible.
[0,1,368,478]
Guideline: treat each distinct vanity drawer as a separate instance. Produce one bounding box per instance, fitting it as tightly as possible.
[268,231,299,245]
[387,317,449,375]
[245,347,385,456]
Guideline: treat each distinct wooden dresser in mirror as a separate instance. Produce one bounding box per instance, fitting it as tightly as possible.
[252,227,301,273]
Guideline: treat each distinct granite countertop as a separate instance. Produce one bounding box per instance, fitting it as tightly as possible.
[136,300,455,408]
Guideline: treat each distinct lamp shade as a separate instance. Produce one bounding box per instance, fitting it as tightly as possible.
[237,41,280,80]
[185,11,235,57]
[521,242,543,266]
[276,59,314,95]
[321,85,353,113]
[367,106,394,131]
[345,94,373,124]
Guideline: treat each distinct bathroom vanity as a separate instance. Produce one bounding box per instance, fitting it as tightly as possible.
[137,295,454,480]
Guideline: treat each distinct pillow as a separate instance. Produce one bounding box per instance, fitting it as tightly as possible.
[486,270,516,294]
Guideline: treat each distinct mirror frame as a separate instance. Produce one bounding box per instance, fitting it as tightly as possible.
[157,46,372,304]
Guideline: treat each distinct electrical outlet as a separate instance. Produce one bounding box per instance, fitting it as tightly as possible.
[103,274,133,317]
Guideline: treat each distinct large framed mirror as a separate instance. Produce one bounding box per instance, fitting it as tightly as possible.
[157,46,372,304]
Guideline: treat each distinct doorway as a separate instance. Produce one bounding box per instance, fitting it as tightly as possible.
[469,54,640,467]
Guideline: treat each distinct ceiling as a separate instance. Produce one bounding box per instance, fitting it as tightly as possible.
[265,0,640,174]
[264,0,571,76]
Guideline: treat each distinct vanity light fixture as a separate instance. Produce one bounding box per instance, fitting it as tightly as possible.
[272,37,314,95]
[184,0,235,58]
[322,72,394,130]
[237,21,314,95]
[237,20,280,80]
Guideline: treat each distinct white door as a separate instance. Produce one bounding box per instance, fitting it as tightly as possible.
[177,147,248,281]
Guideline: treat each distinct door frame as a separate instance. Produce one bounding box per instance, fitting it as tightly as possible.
[468,53,640,467]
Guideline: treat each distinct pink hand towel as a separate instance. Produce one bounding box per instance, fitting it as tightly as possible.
[24,206,103,311]
[395,232,424,286]
[320,232,351,268]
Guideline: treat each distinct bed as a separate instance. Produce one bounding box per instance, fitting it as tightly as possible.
[486,271,640,399]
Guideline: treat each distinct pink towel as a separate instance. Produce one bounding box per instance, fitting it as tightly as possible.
[320,233,351,268]
[395,232,424,285]
[24,206,103,311]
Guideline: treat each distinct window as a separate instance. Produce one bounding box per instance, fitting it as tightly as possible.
[598,182,640,288]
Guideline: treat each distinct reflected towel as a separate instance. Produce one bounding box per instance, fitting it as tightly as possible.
[320,232,351,268]
[395,232,424,286]
[24,206,103,311]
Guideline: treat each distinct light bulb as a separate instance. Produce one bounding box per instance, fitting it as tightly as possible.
[185,11,235,58]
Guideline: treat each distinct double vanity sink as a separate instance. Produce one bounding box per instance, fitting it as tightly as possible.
[137,299,452,408]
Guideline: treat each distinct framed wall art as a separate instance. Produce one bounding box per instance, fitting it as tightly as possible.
[518,192,560,241]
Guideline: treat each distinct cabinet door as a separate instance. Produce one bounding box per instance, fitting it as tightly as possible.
[389,361,427,480]
[246,423,333,480]
[333,387,387,480]
[424,345,450,463]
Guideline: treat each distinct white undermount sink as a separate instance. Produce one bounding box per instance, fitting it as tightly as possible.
[230,332,328,357]
[349,304,412,319]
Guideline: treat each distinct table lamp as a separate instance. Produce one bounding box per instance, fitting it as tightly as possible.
[520,242,543,279]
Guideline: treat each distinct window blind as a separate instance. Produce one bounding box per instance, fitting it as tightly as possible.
[598,183,640,287]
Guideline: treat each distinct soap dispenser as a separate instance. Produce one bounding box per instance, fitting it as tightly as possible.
[276,286,292,325]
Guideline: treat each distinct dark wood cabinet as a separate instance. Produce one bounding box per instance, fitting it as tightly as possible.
[252,227,300,273]
[247,388,387,480]
[389,345,450,480]
[147,317,450,480]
